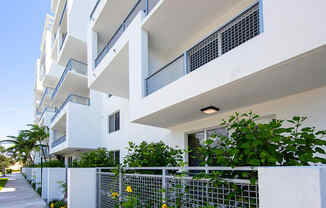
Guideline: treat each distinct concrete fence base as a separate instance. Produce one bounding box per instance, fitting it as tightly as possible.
[68,168,97,208]
[258,167,326,208]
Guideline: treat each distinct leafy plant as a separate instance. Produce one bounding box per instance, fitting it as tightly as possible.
[37,187,42,196]
[195,112,326,184]
[72,148,117,167]
[49,200,66,208]
[57,181,67,200]
[123,141,184,168]
[34,159,65,168]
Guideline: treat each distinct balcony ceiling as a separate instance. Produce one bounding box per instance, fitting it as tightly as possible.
[90,43,129,98]
[58,35,87,66]
[143,0,256,57]
[133,45,326,128]
[93,0,138,34]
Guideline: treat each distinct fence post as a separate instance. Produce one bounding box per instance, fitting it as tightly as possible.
[162,169,167,203]
[119,170,123,203]
[184,52,189,74]
[97,169,101,208]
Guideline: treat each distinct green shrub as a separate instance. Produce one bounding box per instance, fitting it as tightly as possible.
[194,112,326,184]
[34,160,65,168]
[49,200,66,208]
[72,148,117,167]
[32,183,36,190]
[37,187,42,196]
[6,169,12,174]
[123,141,184,167]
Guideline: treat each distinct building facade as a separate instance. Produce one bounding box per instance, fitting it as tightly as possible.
[35,0,326,166]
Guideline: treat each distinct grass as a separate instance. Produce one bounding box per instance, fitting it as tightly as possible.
[0,178,8,191]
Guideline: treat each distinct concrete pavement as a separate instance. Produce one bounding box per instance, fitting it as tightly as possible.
[0,173,46,208]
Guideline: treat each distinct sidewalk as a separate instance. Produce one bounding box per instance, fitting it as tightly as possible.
[0,173,46,208]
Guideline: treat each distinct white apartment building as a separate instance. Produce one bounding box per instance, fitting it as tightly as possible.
[35,0,326,167]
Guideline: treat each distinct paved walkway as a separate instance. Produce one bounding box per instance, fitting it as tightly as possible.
[0,173,46,208]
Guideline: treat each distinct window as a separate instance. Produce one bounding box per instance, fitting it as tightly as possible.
[109,150,120,165]
[108,112,120,133]
[188,127,227,167]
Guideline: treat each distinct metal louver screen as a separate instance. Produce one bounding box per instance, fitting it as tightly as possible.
[221,5,259,54]
[188,32,220,72]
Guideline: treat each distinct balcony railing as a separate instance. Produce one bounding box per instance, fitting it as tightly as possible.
[40,107,56,121]
[94,0,159,68]
[38,87,54,112]
[90,0,101,20]
[51,135,66,148]
[59,32,67,50]
[59,0,67,26]
[145,3,261,95]
[51,95,90,123]
[51,59,88,100]
[97,167,259,208]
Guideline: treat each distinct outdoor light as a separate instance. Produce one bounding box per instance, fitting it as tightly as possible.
[200,106,220,114]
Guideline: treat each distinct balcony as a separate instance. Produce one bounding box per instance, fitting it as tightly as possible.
[37,88,55,113]
[51,59,89,105]
[130,0,326,128]
[89,0,159,98]
[39,107,56,127]
[51,135,66,148]
[50,95,101,154]
[52,0,96,65]
[51,95,90,124]
[146,3,261,95]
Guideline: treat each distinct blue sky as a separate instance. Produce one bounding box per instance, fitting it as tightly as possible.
[0,1,51,140]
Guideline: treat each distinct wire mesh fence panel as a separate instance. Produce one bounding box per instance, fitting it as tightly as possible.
[166,177,259,208]
[96,168,259,208]
[98,173,119,208]
[122,174,163,208]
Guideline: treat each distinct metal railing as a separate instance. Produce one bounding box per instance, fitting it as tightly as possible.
[94,0,160,68]
[145,2,261,95]
[59,0,67,26]
[60,33,67,50]
[90,0,101,20]
[96,167,259,208]
[51,135,66,148]
[40,107,56,121]
[51,95,90,123]
[51,59,88,100]
[38,88,54,112]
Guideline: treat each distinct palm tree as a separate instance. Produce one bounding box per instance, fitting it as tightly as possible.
[1,133,36,166]
[0,124,50,166]
[21,124,49,162]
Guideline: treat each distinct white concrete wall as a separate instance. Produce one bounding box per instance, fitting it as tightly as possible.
[68,168,96,208]
[258,167,326,208]
[95,93,171,158]
[47,168,66,202]
[67,102,102,149]
[129,0,326,123]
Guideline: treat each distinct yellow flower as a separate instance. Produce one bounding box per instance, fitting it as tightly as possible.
[50,203,54,208]
[162,204,168,208]
[126,186,132,193]
[111,192,119,199]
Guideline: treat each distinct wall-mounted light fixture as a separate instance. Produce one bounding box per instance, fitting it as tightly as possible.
[200,106,220,115]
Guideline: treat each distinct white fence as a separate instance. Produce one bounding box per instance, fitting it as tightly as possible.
[22,167,67,203]
[22,166,326,208]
